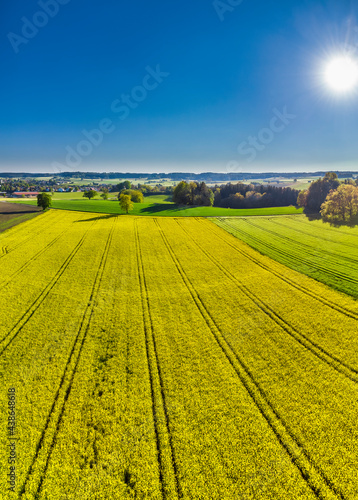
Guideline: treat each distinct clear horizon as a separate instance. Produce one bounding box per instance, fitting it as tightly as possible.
[1,160,358,176]
[1,0,358,174]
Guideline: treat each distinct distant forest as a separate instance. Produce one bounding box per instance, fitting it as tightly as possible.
[1,171,357,181]
[214,183,298,208]
[173,181,298,208]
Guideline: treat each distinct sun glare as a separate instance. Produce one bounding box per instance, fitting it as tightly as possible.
[324,56,358,93]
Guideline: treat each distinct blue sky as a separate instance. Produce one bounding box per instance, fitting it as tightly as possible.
[1,0,358,174]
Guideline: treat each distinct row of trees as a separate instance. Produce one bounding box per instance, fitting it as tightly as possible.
[215,183,298,209]
[172,181,298,209]
[111,180,173,195]
[297,172,358,223]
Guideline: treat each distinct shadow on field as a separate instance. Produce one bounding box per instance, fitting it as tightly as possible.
[75,214,119,222]
[0,210,40,215]
[302,210,321,221]
[303,210,358,227]
[327,214,358,228]
[139,203,186,214]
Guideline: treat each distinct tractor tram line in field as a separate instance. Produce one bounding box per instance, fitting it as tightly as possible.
[2,212,358,497]
[134,220,181,500]
[242,218,358,267]
[277,215,358,241]
[19,218,117,498]
[0,219,99,356]
[203,218,358,321]
[0,214,87,291]
[154,219,343,500]
[0,210,65,260]
[176,220,358,384]
[267,218,358,250]
[216,218,358,289]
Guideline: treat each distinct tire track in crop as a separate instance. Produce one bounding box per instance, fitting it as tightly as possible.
[267,218,358,250]
[155,218,344,500]
[0,211,64,260]
[221,218,358,286]
[19,218,117,499]
[0,215,85,291]
[0,219,98,356]
[291,216,358,240]
[243,218,358,267]
[176,219,358,384]
[217,218,350,283]
[204,218,358,321]
[134,220,181,500]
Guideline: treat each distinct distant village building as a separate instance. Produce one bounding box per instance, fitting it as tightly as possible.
[12,192,40,198]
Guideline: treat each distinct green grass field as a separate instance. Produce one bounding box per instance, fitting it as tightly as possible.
[212,215,358,298]
[6,194,303,217]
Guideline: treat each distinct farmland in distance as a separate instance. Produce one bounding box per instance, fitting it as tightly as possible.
[6,193,303,217]
[1,211,358,498]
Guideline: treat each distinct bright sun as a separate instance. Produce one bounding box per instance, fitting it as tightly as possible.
[325,56,358,93]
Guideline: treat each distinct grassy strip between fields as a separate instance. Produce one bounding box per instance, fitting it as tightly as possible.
[5,196,303,217]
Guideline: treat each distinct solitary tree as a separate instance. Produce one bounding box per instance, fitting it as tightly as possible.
[101,188,109,200]
[83,190,98,200]
[119,194,133,214]
[37,192,52,210]
[118,189,144,203]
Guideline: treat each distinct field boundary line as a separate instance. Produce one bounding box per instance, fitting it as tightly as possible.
[19,218,117,498]
[202,218,358,321]
[155,218,344,500]
[0,219,98,355]
[134,219,181,500]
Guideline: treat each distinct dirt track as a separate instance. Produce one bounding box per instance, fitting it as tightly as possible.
[0,201,42,233]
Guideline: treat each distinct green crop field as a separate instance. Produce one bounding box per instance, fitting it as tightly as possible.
[1,211,358,498]
[212,215,358,298]
[6,194,303,217]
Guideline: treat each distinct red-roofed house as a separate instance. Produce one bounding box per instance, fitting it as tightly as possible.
[12,192,41,198]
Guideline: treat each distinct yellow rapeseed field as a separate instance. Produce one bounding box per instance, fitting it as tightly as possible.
[1,211,358,499]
